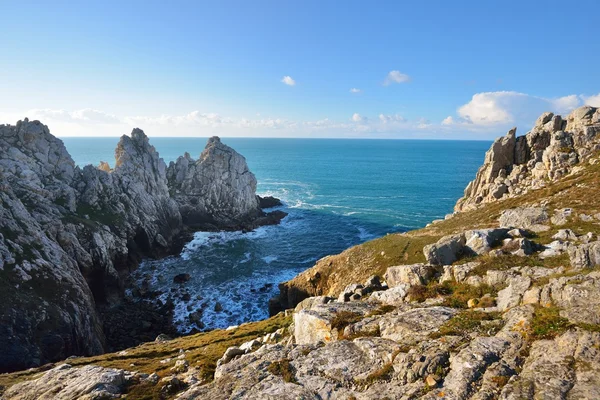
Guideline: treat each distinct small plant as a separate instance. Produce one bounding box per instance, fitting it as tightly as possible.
[407,280,497,309]
[366,304,396,317]
[430,311,502,339]
[355,362,395,387]
[528,306,571,340]
[267,359,296,383]
[330,311,363,331]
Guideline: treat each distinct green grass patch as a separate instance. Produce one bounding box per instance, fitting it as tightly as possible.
[430,311,502,338]
[528,306,571,340]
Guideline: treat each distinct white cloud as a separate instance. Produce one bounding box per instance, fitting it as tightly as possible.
[383,70,410,86]
[441,116,455,125]
[351,113,362,122]
[378,113,405,123]
[281,76,296,86]
[583,93,600,107]
[350,88,361,93]
[449,91,595,128]
[26,108,120,124]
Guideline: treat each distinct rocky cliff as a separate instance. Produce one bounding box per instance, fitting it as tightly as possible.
[4,108,600,399]
[0,120,282,372]
[167,137,262,229]
[455,106,600,212]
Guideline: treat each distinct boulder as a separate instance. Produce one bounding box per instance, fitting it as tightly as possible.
[499,207,550,232]
[384,263,437,286]
[464,228,510,255]
[496,277,532,311]
[293,302,376,345]
[568,241,600,269]
[423,234,466,265]
[2,364,133,400]
[368,284,411,305]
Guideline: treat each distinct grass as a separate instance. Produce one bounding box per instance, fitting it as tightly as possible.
[528,306,572,340]
[267,359,296,383]
[0,313,292,397]
[430,311,502,339]
[366,304,396,317]
[407,281,498,309]
[330,311,363,331]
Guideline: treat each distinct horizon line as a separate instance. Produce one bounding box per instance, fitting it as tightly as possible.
[56,135,494,142]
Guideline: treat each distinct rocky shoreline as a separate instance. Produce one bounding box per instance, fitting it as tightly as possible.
[0,120,285,372]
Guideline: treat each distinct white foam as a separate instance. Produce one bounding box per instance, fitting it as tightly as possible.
[262,255,278,264]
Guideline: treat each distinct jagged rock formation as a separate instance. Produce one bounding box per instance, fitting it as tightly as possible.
[0,119,282,372]
[455,106,600,211]
[166,137,262,228]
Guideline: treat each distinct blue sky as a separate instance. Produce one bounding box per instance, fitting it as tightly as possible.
[0,0,598,138]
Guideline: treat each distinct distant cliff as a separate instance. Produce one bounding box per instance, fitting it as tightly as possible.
[455,106,600,211]
[0,120,284,372]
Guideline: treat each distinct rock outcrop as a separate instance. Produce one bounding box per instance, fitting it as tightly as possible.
[455,106,600,211]
[166,137,262,229]
[0,119,283,372]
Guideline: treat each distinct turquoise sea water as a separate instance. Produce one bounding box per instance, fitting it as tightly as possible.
[62,137,490,332]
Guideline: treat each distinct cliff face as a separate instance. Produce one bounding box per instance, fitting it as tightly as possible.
[167,136,261,228]
[0,120,279,372]
[455,106,600,211]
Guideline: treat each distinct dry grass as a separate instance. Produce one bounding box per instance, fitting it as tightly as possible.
[267,359,296,383]
[430,311,502,339]
[407,280,497,309]
[0,313,292,397]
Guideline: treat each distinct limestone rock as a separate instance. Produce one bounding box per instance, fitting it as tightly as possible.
[3,364,133,399]
[568,240,600,269]
[167,137,261,228]
[499,207,550,232]
[456,107,600,211]
[384,263,437,286]
[423,234,466,265]
[294,302,376,345]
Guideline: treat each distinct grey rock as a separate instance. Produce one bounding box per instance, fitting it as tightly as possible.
[465,228,510,255]
[496,277,532,311]
[294,301,376,345]
[568,241,600,269]
[3,364,133,399]
[166,137,261,228]
[456,107,600,212]
[444,337,510,398]
[499,207,550,232]
[384,263,437,286]
[423,234,466,265]
[368,284,411,305]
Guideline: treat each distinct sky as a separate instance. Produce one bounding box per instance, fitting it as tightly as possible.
[0,0,598,139]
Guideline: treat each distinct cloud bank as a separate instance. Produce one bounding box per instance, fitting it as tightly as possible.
[1,91,598,139]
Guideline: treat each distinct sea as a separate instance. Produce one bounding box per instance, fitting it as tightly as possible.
[62,137,490,332]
